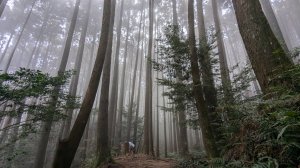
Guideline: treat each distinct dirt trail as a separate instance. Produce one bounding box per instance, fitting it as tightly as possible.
[107,154,176,168]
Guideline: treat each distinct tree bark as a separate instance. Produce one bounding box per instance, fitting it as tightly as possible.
[232,0,293,93]
[172,0,189,157]
[0,116,12,144]
[211,0,234,104]
[0,0,8,17]
[0,31,14,64]
[26,4,51,68]
[196,0,218,110]
[162,87,167,157]
[108,0,124,146]
[260,0,289,53]
[133,16,146,144]
[4,0,37,72]
[187,0,218,158]
[52,0,111,167]
[168,112,174,152]
[34,0,81,167]
[143,0,154,156]
[155,21,160,157]
[63,0,92,139]
[6,112,22,168]
[116,17,130,144]
[126,7,144,141]
[96,0,116,165]
[173,112,179,153]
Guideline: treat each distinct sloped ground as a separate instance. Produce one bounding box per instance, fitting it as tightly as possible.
[103,154,176,168]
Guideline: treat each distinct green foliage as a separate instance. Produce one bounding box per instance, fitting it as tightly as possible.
[155,24,300,168]
[177,64,300,168]
[222,65,300,167]
[152,26,198,137]
[0,68,78,146]
[81,155,98,168]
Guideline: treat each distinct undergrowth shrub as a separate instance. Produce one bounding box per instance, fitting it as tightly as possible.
[177,65,300,168]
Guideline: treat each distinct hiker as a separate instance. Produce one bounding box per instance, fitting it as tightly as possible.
[128,141,135,155]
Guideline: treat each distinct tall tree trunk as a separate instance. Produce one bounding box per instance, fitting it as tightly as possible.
[162,87,167,157]
[126,7,144,141]
[0,0,8,17]
[0,117,12,144]
[116,17,130,144]
[187,0,218,158]
[4,0,37,72]
[194,129,201,147]
[173,112,179,153]
[155,22,160,158]
[177,108,189,156]
[40,37,53,71]
[6,112,22,168]
[96,0,116,165]
[232,0,293,93]
[63,0,92,139]
[0,31,14,64]
[260,0,289,53]
[143,0,154,156]
[26,5,51,68]
[168,112,173,152]
[81,117,90,162]
[196,0,218,111]
[133,18,146,144]
[172,0,189,157]
[108,0,124,146]
[211,0,234,104]
[34,0,81,167]
[52,0,111,167]
[172,0,178,25]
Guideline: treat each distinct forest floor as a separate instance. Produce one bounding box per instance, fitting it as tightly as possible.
[102,154,176,168]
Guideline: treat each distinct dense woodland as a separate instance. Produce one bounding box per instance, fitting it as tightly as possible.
[0,0,299,167]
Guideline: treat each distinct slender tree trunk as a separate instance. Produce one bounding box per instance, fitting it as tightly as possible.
[116,17,130,144]
[6,112,22,168]
[187,0,218,158]
[172,0,189,157]
[108,0,124,146]
[96,0,116,165]
[126,8,144,141]
[196,0,218,111]
[0,117,12,144]
[211,0,234,104]
[177,108,189,156]
[168,112,173,153]
[194,129,201,147]
[52,0,111,167]
[81,117,90,162]
[41,37,53,71]
[26,5,51,68]
[232,0,293,93]
[0,0,8,17]
[34,0,81,167]
[133,18,146,144]
[162,87,167,157]
[63,0,92,139]
[173,112,179,153]
[260,0,289,53]
[4,0,37,72]
[0,32,14,64]
[172,0,178,25]
[143,0,154,156]
[155,23,160,158]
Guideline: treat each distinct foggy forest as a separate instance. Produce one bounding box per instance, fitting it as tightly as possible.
[0,0,299,167]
